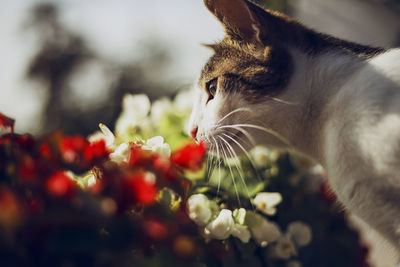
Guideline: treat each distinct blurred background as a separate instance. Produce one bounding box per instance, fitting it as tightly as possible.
[1,0,399,136]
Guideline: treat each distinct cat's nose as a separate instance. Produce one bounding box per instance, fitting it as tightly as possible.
[190,126,198,141]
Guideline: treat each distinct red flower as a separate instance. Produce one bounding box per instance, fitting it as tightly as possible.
[125,172,158,206]
[60,136,87,164]
[45,172,76,197]
[19,156,38,182]
[153,156,177,181]
[0,113,15,133]
[39,143,52,159]
[144,219,169,240]
[171,142,206,171]
[84,139,108,161]
[128,145,154,167]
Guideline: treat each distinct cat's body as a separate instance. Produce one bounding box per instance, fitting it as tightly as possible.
[189,0,400,253]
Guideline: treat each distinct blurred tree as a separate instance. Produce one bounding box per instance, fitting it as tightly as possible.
[26,3,176,136]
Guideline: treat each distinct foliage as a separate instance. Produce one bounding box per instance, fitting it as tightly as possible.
[0,91,369,267]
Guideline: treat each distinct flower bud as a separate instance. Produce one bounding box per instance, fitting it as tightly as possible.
[252,192,282,216]
[187,194,213,226]
[205,209,234,240]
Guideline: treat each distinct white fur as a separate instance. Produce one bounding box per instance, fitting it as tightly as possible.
[321,49,400,251]
[189,48,400,252]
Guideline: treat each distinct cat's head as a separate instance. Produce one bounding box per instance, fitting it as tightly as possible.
[188,0,298,155]
[188,0,383,158]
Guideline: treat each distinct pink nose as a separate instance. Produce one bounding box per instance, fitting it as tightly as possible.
[190,126,198,140]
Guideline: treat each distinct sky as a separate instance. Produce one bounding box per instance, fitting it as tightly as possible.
[0,0,224,133]
[0,0,399,134]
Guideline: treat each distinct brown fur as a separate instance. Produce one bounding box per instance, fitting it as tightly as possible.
[199,0,385,99]
[199,41,293,99]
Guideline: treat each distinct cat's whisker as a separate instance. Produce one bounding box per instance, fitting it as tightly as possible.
[216,107,252,126]
[221,132,262,183]
[205,136,214,182]
[267,96,298,106]
[220,123,292,147]
[220,133,253,206]
[218,125,256,147]
[211,136,222,195]
[218,135,241,206]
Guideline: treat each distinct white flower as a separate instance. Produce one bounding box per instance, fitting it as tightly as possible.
[205,209,234,240]
[187,194,213,226]
[151,98,173,123]
[286,261,302,267]
[250,146,271,168]
[231,224,251,243]
[250,216,281,247]
[142,136,171,157]
[252,192,282,216]
[287,221,312,247]
[122,94,151,119]
[144,172,157,185]
[110,142,130,163]
[99,123,116,147]
[174,89,194,112]
[115,94,151,136]
[88,124,115,149]
[274,235,297,260]
[87,131,105,143]
[87,174,97,187]
[233,208,246,225]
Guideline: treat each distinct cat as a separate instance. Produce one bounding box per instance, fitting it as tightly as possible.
[188,0,400,255]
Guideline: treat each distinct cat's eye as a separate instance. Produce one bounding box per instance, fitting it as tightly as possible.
[206,78,218,102]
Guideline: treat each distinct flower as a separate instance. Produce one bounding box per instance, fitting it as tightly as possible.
[90,124,131,163]
[84,139,108,162]
[274,235,297,260]
[145,219,169,240]
[249,215,281,247]
[151,98,173,123]
[231,224,251,243]
[89,124,115,149]
[172,142,206,171]
[115,94,151,136]
[231,208,251,243]
[174,89,194,112]
[60,136,87,164]
[287,221,312,247]
[187,194,213,226]
[123,94,151,118]
[142,136,171,157]
[0,113,15,133]
[87,174,97,187]
[127,173,158,205]
[205,209,234,240]
[252,192,282,216]
[250,146,271,168]
[45,172,76,197]
[110,143,131,163]
[99,123,116,147]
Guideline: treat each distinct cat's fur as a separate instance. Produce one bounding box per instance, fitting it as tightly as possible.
[188,0,400,252]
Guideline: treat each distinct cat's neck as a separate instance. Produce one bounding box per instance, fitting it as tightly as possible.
[277,48,370,164]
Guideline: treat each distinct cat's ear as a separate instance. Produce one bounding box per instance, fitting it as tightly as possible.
[204,0,265,45]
